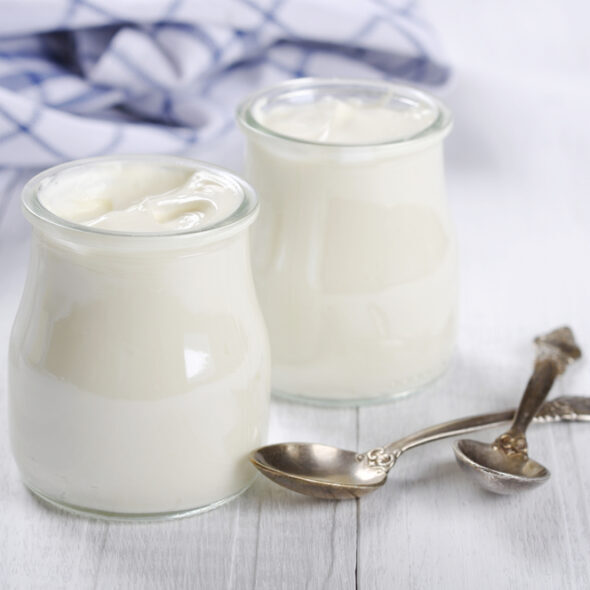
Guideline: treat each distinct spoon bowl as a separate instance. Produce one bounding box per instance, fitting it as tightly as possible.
[251,443,387,499]
[453,439,550,495]
[453,326,580,495]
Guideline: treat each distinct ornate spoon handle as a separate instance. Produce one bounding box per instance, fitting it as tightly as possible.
[380,396,590,461]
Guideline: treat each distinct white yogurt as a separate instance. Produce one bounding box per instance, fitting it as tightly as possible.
[238,79,457,403]
[38,162,241,232]
[253,94,437,144]
[9,156,270,517]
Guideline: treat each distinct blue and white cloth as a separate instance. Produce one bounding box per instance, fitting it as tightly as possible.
[0,0,449,184]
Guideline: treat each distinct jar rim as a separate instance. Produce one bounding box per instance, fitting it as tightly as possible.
[236,77,452,150]
[21,154,259,247]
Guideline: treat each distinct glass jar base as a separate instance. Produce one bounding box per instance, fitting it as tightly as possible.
[271,362,451,407]
[25,479,255,522]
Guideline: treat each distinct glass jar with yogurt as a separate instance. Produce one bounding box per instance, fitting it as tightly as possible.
[237,78,457,405]
[8,155,270,519]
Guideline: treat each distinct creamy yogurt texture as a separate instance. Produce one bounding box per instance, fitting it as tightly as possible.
[38,162,242,233]
[253,94,437,144]
[241,82,456,402]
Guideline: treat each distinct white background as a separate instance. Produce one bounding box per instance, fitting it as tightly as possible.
[1,1,589,588]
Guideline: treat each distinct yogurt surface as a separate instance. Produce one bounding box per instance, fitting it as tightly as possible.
[252,94,438,145]
[38,162,242,233]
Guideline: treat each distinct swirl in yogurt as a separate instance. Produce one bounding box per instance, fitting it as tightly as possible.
[38,162,242,233]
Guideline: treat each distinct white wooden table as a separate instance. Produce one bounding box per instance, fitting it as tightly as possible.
[2,2,590,588]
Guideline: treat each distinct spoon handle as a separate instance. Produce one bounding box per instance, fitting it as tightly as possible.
[503,359,558,442]
[383,396,590,457]
[495,326,581,456]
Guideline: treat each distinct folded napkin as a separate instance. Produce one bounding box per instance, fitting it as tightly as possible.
[0,0,449,175]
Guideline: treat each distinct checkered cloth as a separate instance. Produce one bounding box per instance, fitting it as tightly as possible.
[0,0,449,181]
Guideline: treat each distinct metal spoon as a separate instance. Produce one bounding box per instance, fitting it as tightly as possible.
[251,396,590,500]
[453,326,582,494]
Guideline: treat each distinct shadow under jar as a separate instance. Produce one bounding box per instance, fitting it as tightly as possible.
[237,78,457,405]
[9,155,270,520]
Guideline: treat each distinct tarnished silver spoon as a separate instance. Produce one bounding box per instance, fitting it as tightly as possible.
[453,326,581,494]
[251,395,589,500]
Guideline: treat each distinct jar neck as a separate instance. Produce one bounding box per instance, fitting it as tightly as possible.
[31,227,253,271]
[29,217,254,259]
[243,128,449,163]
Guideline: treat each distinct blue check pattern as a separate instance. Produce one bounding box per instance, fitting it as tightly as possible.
[0,0,449,175]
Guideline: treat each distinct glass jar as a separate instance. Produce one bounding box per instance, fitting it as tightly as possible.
[8,155,270,520]
[237,78,457,405]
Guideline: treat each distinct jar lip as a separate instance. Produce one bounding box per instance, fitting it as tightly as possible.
[236,77,452,150]
[21,154,259,245]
